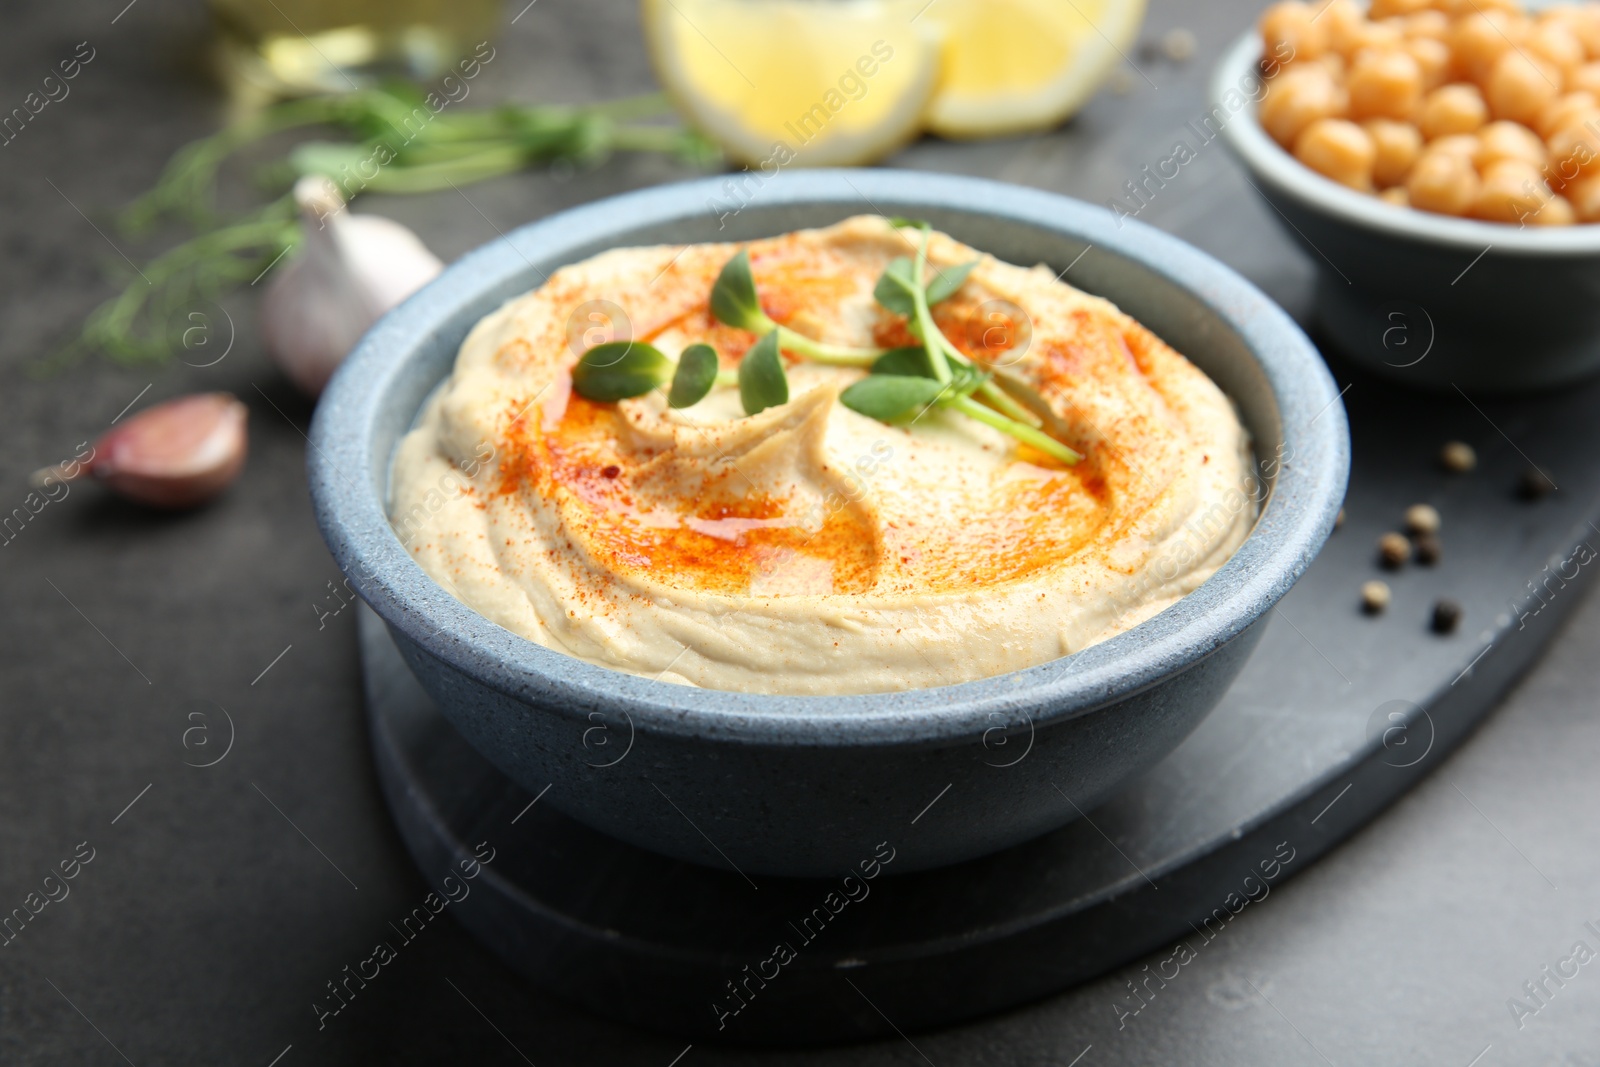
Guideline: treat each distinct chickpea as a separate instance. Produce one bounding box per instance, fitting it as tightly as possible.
[1564,171,1600,219]
[1569,61,1600,96]
[1261,64,1350,146]
[1407,149,1481,214]
[1318,0,1368,57]
[1473,163,1552,222]
[1480,157,1547,186]
[1543,7,1600,61]
[1348,49,1424,119]
[1419,83,1490,139]
[1405,37,1453,90]
[1258,0,1600,225]
[1318,52,1348,79]
[1449,11,1526,85]
[1403,10,1450,41]
[1260,2,1327,64]
[1475,119,1549,169]
[1295,117,1379,188]
[1535,90,1597,139]
[1576,11,1600,59]
[1429,132,1483,157]
[1370,0,1431,16]
[1485,51,1562,127]
[1348,22,1406,57]
[1525,21,1586,77]
[1365,118,1425,185]
[1432,0,1518,16]
[1546,112,1600,181]
[1529,193,1577,224]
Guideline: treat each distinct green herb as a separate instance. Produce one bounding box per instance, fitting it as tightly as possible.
[709,250,882,367]
[58,87,717,370]
[873,220,1081,466]
[738,332,788,415]
[572,341,673,401]
[924,259,978,307]
[571,220,1083,469]
[708,246,767,333]
[870,347,937,378]
[944,394,1082,463]
[881,223,1030,418]
[840,375,948,421]
[668,343,720,409]
[871,257,923,320]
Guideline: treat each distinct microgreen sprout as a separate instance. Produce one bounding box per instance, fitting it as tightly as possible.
[667,343,721,409]
[571,339,736,407]
[570,221,1083,467]
[737,331,788,415]
[710,251,883,367]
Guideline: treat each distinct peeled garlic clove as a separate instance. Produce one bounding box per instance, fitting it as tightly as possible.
[32,393,249,509]
[261,175,444,396]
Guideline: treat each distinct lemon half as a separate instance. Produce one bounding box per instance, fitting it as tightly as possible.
[922,0,1147,138]
[641,0,942,167]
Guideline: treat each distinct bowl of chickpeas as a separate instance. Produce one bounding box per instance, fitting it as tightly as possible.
[1214,0,1600,391]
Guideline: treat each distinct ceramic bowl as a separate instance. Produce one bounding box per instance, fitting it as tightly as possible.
[1214,30,1600,393]
[309,169,1348,878]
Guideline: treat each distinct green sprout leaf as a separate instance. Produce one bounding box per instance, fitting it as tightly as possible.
[873,257,922,319]
[870,347,936,378]
[572,341,672,402]
[738,331,788,415]
[668,343,720,408]
[840,375,949,422]
[888,216,930,230]
[925,260,978,306]
[710,250,774,333]
[947,364,991,401]
[709,248,880,366]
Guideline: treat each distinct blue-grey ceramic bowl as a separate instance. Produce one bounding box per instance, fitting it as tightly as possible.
[309,169,1348,878]
[1215,30,1600,393]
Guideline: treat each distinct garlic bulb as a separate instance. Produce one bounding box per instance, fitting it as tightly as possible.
[32,393,248,509]
[261,175,443,396]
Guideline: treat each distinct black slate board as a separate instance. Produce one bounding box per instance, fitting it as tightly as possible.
[360,361,1600,1046]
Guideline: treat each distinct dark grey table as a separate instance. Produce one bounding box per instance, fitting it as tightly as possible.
[4,0,1598,1064]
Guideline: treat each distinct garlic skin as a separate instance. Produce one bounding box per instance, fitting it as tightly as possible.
[261,176,443,396]
[33,393,249,509]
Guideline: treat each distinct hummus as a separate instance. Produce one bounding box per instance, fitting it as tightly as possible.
[389,217,1256,695]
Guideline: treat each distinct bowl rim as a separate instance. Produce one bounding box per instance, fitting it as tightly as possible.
[1212,29,1600,256]
[309,169,1348,748]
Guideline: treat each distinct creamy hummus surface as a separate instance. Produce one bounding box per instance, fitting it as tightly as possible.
[389,217,1256,695]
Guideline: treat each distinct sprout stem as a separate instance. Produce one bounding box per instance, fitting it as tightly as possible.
[775,327,882,367]
[949,396,1082,466]
[908,229,952,384]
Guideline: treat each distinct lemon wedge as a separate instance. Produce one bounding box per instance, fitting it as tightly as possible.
[641,0,942,167]
[922,0,1147,138]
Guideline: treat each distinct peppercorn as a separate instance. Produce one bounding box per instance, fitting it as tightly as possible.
[1378,531,1411,569]
[1439,441,1476,473]
[1361,580,1391,614]
[1431,599,1462,634]
[1413,534,1441,565]
[1403,503,1440,536]
[1518,466,1556,500]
